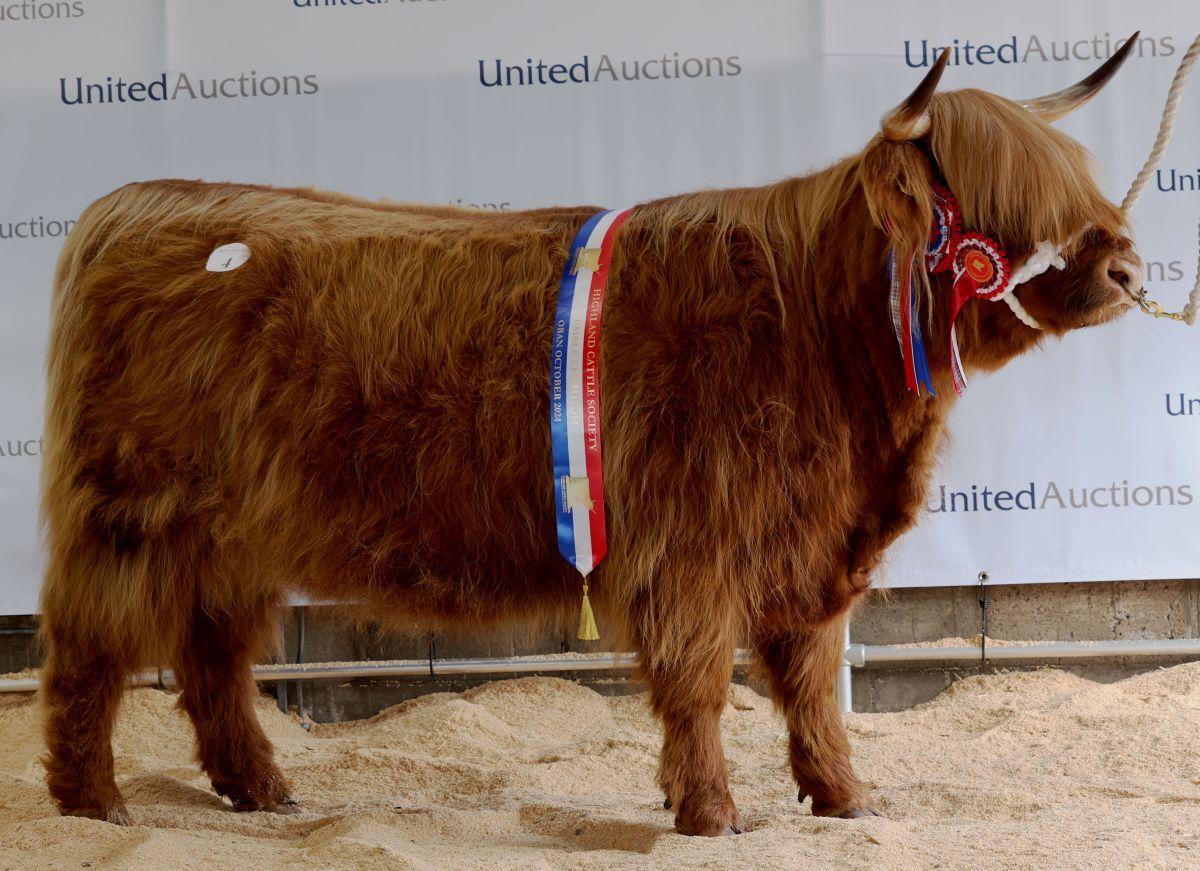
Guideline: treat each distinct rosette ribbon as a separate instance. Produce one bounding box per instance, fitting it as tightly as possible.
[947,232,1010,395]
[888,183,1011,397]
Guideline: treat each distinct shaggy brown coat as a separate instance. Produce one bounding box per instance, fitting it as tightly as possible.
[40,83,1135,834]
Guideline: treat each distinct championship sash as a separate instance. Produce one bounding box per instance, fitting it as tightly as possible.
[550,208,631,598]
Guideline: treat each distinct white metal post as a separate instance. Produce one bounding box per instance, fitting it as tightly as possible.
[837,618,853,715]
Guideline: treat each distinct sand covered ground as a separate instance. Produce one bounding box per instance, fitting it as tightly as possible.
[2,664,1199,870]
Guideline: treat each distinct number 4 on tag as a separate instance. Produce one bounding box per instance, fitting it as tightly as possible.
[206,243,251,272]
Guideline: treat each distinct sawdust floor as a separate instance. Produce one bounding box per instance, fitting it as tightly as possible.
[2,663,1199,870]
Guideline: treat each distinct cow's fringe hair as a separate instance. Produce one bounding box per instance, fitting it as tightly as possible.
[929,90,1126,254]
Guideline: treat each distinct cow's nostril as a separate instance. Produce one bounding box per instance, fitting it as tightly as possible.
[1104,255,1146,298]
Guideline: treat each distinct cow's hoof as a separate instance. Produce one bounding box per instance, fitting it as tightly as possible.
[807,790,881,819]
[275,796,301,815]
[675,818,744,837]
[813,805,882,819]
[228,795,300,815]
[64,800,131,826]
[672,788,743,837]
[227,796,300,814]
[835,807,882,819]
[106,803,132,826]
[215,780,296,814]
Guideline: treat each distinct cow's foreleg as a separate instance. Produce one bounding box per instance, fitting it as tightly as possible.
[637,614,741,836]
[754,619,876,818]
[173,598,296,814]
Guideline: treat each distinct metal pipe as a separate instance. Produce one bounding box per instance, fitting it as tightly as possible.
[274,610,291,714]
[837,619,853,715]
[253,650,756,681]
[2,638,1198,693]
[0,652,755,692]
[0,678,39,692]
[847,637,1200,665]
[0,669,168,694]
[295,607,307,725]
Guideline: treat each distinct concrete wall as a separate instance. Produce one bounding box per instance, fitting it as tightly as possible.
[0,615,38,676]
[849,579,1200,711]
[3,579,1199,717]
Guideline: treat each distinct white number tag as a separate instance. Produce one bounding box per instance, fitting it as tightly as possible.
[205,242,251,272]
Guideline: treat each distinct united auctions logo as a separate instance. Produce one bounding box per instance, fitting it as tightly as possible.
[1155,168,1200,193]
[902,32,1175,68]
[1166,393,1200,417]
[0,437,42,458]
[0,1,83,22]
[59,70,319,105]
[928,480,1194,513]
[0,215,74,240]
[478,52,741,87]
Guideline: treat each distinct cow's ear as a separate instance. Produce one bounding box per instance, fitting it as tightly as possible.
[859,138,934,266]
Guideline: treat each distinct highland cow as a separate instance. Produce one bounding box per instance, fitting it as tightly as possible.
[40,43,1143,835]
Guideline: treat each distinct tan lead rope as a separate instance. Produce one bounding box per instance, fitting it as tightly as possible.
[1121,33,1200,325]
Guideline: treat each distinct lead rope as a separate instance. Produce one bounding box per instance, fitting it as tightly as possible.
[1121,33,1200,325]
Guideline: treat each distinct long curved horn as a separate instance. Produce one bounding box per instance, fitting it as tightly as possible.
[880,48,950,140]
[1018,31,1139,121]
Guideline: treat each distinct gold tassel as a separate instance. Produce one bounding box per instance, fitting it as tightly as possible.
[576,582,600,641]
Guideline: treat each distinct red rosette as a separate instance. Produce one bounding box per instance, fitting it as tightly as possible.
[926,183,961,273]
[951,232,1010,299]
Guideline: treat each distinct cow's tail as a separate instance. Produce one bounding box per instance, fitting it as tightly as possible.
[38,186,178,666]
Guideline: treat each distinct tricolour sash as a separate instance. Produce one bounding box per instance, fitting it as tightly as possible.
[550,208,631,637]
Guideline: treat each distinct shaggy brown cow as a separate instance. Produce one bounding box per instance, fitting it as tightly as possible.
[40,45,1142,835]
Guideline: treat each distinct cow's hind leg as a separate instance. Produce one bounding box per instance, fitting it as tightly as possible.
[41,631,134,824]
[754,619,875,817]
[173,598,295,814]
[40,519,152,825]
[636,607,741,836]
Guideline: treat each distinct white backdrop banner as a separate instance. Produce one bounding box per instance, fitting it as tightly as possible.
[1,0,1198,613]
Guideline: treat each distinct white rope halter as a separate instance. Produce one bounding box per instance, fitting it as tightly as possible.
[999,33,1200,331]
[996,239,1071,330]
